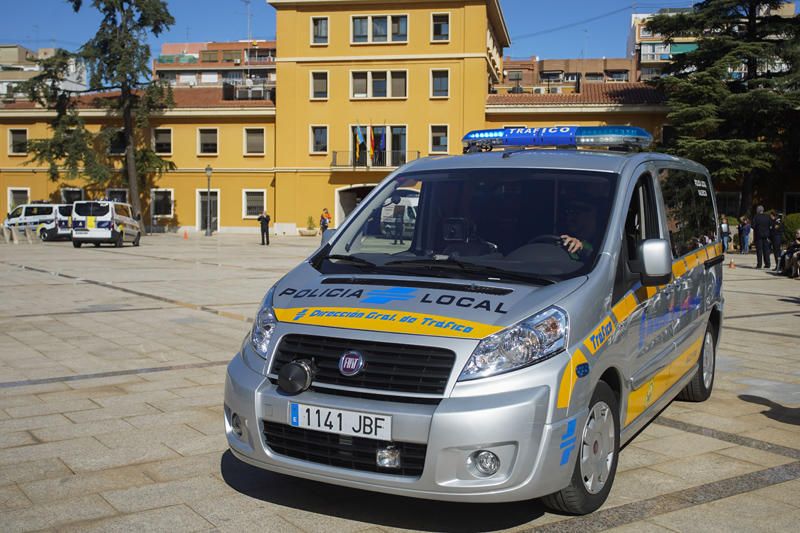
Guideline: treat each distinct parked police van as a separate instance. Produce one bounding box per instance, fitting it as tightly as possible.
[71,200,141,248]
[224,126,724,514]
[3,203,72,241]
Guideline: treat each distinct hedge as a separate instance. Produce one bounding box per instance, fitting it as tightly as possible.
[784,213,800,243]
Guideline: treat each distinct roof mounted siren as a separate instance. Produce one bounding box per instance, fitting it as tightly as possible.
[462,126,653,153]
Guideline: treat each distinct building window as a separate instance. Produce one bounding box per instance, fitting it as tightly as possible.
[353,16,369,43]
[431,70,449,98]
[372,16,388,42]
[585,72,604,82]
[391,15,408,42]
[151,189,173,217]
[311,71,328,99]
[312,17,328,45]
[640,26,653,38]
[9,129,27,155]
[564,72,578,82]
[109,130,126,155]
[715,192,741,217]
[8,188,29,209]
[432,14,450,42]
[349,125,407,167]
[352,14,408,44]
[430,125,448,153]
[311,126,328,154]
[153,128,172,154]
[608,71,629,82]
[508,70,523,82]
[540,71,561,82]
[198,128,218,155]
[61,188,84,204]
[107,189,128,203]
[222,71,243,82]
[243,190,266,218]
[200,72,218,84]
[351,71,407,99]
[244,128,265,155]
[222,50,241,63]
[200,51,218,63]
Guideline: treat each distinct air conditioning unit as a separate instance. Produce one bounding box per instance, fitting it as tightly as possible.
[234,59,241,64]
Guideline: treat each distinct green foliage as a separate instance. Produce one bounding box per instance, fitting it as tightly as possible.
[307,216,317,230]
[19,0,175,224]
[784,213,800,242]
[647,1,800,215]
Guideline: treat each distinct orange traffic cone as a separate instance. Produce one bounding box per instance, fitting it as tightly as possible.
[728,258,735,269]
[183,230,189,240]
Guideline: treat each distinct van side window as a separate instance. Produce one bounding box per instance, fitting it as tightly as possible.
[658,169,717,258]
[613,174,659,301]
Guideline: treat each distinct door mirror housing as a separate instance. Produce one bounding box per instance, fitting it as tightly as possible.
[322,228,336,244]
[633,239,673,286]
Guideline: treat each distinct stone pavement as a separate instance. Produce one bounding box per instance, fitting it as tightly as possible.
[0,234,797,532]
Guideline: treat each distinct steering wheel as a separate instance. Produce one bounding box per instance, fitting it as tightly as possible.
[528,234,565,245]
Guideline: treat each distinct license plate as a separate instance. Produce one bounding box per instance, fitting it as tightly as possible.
[289,402,391,441]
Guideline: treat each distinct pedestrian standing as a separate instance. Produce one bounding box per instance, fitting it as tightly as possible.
[257,211,270,245]
[739,216,751,255]
[320,208,331,233]
[769,211,784,270]
[720,215,730,252]
[752,205,771,269]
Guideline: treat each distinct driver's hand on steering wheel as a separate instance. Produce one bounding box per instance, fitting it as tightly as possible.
[560,235,583,254]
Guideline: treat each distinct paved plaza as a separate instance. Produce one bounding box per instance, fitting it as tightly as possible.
[0,234,798,532]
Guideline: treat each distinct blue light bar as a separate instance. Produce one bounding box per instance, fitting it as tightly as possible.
[462,126,653,151]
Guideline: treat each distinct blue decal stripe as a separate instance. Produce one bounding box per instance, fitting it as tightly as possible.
[560,446,575,465]
[560,436,577,449]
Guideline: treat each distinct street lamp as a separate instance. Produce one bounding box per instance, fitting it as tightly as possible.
[205,164,213,237]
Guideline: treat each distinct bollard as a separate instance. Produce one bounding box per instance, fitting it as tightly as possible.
[24,227,34,244]
[10,226,20,245]
[1,226,8,245]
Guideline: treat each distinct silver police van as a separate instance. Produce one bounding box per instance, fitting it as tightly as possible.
[224,126,724,514]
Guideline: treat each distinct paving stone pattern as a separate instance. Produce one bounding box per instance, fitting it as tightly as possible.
[0,234,798,532]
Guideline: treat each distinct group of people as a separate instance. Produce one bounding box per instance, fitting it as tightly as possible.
[721,206,799,278]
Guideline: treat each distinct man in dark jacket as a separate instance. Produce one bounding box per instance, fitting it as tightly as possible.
[751,205,771,269]
[769,211,784,270]
[257,211,270,245]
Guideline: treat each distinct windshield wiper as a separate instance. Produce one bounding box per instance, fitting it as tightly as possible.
[385,258,556,285]
[325,254,377,267]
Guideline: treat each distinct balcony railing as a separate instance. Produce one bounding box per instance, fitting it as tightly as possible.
[222,80,275,101]
[331,150,420,169]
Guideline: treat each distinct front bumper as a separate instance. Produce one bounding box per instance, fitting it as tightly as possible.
[224,349,577,503]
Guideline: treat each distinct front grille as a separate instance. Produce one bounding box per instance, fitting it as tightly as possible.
[263,422,426,476]
[271,334,456,395]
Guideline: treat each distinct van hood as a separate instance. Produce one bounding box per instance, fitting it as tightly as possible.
[270,262,587,340]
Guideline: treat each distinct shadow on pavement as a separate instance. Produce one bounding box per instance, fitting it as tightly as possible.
[220,450,546,532]
[739,394,800,426]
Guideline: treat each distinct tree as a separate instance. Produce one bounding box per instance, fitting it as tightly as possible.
[22,0,175,229]
[647,1,800,216]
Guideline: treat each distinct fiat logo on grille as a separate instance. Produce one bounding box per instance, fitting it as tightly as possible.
[339,351,365,377]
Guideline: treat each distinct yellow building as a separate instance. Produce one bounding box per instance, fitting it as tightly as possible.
[1,0,668,234]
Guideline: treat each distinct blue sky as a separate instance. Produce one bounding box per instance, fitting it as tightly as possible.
[0,0,791,61]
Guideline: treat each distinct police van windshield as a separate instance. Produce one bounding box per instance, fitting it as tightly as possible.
[74,202,109,217]
[320,168,617,283]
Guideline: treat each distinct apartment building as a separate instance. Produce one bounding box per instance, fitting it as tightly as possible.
[497,56,636,93]
[153,40,277,101]
[0,45,86,98]
[1,0,673,233]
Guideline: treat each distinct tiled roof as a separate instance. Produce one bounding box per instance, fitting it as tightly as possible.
[1,87,274,110]
[487,83,664,106]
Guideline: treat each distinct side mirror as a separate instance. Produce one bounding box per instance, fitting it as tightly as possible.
[322,228,336,244]
[135,213,141,221]
[634,239,673,286]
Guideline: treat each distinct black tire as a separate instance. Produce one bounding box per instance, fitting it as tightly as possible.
[541,381,620,515]
[94,242,101,247]
[39,228,48,242]
[73,240,82,248]
[133,232,141,247]
[677,323,716,402]
[114,232,123,248]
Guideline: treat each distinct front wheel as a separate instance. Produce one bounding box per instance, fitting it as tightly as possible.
[541,381,619,515]
[72,240,82,248]
[677,323,716,402]
[39,228,48,242]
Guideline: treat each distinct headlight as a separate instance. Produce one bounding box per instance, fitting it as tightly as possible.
[250,287,277,358]
[459,307,568,381]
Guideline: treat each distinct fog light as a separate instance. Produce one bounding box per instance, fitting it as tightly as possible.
[469,450,500,477]
[376,445,401,468]
[231,413,243,437]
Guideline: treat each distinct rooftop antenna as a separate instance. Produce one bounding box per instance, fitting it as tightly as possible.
[242,0,252,79]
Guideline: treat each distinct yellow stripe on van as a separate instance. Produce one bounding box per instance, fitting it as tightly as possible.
[273,307,503,340]
[624,333,704,426]
[87,216,96,229]
[582,316,615,356]
[556,348,588,410]
[672,258,688,278]
[611,292,638,324]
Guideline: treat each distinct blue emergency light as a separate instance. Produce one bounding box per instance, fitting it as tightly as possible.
[462,126,652,151]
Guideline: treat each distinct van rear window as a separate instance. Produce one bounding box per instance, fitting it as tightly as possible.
[74,202,109,217]
[58,205,72,217]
